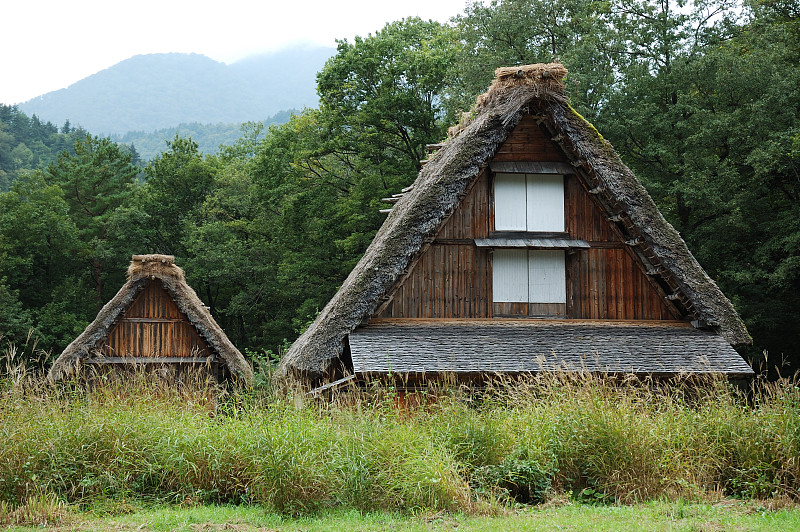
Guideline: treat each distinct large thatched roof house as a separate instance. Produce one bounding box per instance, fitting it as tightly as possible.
[278,63,753,385]
[49,254,253,383]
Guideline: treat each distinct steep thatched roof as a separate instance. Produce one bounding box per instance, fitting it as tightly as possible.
[278,63,750,381]
[48,254,253,383]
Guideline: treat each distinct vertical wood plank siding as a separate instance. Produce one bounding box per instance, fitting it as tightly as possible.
[376,113,677,321]
[103,281,210,357]
[377,171,491,318]
[568,248,672,320]
[562,157,676,320]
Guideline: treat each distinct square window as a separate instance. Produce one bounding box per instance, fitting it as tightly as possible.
[493,249,566,304]
[495,173,564,232]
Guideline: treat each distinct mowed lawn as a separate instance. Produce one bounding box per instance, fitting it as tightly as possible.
[8,499,799,531]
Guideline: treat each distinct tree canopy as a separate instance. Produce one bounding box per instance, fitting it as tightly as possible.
[0,1,798,375]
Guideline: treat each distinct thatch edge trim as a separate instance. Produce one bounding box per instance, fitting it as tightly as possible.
[543,101,750,346]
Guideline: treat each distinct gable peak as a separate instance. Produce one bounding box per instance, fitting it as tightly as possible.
[127,254,184,282]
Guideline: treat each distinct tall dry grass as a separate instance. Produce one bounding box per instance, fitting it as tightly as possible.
[0,344,798,514]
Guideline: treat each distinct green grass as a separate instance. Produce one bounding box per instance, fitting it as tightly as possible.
[4,500,800,531]
[1,359,800,520]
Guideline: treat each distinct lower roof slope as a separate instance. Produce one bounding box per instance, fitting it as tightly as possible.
[48,254,253,383]
[349,320,753,377]
[278,63,751,381]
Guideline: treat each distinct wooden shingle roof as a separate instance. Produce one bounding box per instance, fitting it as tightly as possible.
[349,320,753,377]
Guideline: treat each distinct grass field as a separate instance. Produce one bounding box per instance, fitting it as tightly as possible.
[4,499,800,531]
[2,358,800,528]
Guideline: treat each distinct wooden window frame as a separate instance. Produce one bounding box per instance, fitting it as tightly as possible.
[492,249,567,318]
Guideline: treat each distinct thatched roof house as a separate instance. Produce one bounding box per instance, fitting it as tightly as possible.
[278,63,752,385]
[49,254,253,383]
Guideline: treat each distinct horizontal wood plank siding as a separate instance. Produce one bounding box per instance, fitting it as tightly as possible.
[103,281,210,358]
[529,303,567,316]
[492,116,568,163]
[493,302,566,317]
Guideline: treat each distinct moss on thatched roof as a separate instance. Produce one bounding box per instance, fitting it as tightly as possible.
[277,63,750,381]
[48,254,253,383]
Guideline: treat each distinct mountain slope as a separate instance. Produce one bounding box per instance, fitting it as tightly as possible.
[111,110,296,162]
[19,48,333,135]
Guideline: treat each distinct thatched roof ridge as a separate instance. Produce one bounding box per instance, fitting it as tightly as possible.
[48,254,253,383]
[277,63,749,380]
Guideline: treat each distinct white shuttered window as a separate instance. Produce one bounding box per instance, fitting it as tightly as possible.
[493,249,566,303]
[528,250,566,303]
[495,173,564,231]
[493,249,528,302]
[494,174,527,230]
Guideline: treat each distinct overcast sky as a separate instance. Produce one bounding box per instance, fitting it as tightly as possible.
[1,0,471,105]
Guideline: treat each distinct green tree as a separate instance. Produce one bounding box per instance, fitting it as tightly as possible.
[595,0,800,371]
[317,17,460,176]
[453,0,615,118]
[46,134,138,309]
[0,105,86,190]
[0,280,33,346]
[0,171,85,355]
[135,136,217,256]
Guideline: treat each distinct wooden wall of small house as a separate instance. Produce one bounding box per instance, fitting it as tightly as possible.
[375,112,679,321]
[103,281,210,357]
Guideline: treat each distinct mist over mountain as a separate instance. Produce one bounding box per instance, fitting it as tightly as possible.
[18,47,335,135]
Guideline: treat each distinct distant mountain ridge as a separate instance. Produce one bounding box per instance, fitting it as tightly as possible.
[19,47,334,135]
[111,110,296,162]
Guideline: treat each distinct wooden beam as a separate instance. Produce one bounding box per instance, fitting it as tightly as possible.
[120,317,182,323]
[489,161,575,174]
[85,357,217,364]
[425,143,445,154]
[307,375,357,396]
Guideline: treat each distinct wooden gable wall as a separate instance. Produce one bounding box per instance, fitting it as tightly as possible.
[376,170,492,319]
[375,113,679,321]
[103,281,210,358]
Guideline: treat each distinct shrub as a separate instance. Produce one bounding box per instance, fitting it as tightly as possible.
[472,449,552,504]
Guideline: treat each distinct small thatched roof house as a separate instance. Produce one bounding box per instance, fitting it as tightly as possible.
[49,254,253,383]
[278,63,753,385]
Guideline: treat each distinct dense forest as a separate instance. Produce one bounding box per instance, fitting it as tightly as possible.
[0,0,797,374]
